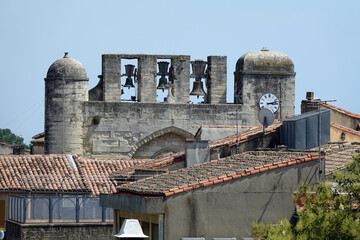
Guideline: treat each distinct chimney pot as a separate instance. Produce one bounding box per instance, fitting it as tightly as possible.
[306,92,314,101]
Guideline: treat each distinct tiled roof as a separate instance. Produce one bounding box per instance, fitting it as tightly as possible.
[195,125,255,137]
[0,155,87,193]
[209,121,282,149]
[0,155,160,196]
[116,150,320,197]
[111,151,185,177]
[313,142,360,176]
[320,101,360,119]
[330,122,360,137]
[30,137,44,144]
[76,157,155,196]
[32,132,45,140]
[0,142,12,147]
[111,122,282,178]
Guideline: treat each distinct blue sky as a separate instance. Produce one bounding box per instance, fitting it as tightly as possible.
[0,0,359,144]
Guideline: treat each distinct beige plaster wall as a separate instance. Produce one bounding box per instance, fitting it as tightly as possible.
[330,126,360,142]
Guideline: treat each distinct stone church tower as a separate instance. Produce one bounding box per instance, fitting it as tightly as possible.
[234,48,295,124]
[44,49,295,158]
[44,52,89,155]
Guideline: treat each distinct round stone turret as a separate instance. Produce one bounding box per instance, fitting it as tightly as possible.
[46,52,88,80]
[44,53,89,155]
[236,47,294,74]
[234,48,295,124]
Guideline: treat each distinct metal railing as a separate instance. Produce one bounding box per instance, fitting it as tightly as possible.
[9,195,113,224]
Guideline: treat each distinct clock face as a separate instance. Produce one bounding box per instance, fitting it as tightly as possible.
[259,93,279,113]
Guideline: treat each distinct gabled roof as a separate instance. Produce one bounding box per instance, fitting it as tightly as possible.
[320,101,360,119]
[314,142,360,176]
[0,142,13,148]
[0,155,87,193]
[116,150,320,197]
[32,132,45,140]
[331,122,360,137]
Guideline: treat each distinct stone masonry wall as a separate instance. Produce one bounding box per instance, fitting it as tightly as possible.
[239,74,295,124]
[6,220,113,240]
[102,55,121,102]
[83,102,245,158]
[138,55,157,103]
[207,56,227,104]
[172,56,191,103]
[132,133,186,159]
[45,79,88,155]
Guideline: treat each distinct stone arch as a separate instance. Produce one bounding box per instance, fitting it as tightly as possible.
[127,126,194,159]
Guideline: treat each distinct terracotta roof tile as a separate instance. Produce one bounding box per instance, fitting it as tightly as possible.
[209,121,282,149]
[319,101,360,119]
[310,142,360,175]
[331,122,360,137]
[0,155,163,196]
[116,150,320,196]
[0,155,86,193]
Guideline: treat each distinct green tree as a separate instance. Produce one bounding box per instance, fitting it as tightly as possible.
[252,154,360,240]
[0,128,29,149]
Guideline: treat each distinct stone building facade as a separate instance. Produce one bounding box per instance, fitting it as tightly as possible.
[44,49,295,158]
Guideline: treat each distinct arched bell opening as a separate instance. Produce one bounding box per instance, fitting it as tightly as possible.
[189,60,208,104]
[121,59,139,102]
[156,59,172,103]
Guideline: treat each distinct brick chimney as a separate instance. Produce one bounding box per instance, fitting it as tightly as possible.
[301,92,319,114]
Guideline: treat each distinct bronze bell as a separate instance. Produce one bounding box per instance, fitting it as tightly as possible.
[191,60,207,81]
[124,64,135,89]
[157,61,169,91]
[124,77,135,88]
[190,80,206,98]
[158,61,169,75]
[157,76,167,91]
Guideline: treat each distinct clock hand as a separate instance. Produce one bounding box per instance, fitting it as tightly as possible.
[267,101,277,105]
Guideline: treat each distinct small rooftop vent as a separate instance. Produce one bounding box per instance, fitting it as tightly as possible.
[66,155,77,169]
[306,91,314,101]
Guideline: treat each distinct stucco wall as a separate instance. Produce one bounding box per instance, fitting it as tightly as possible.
[0,144,13,155]
[163,161,318,239]
[330,126,360,142]
[329,109,359,130]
